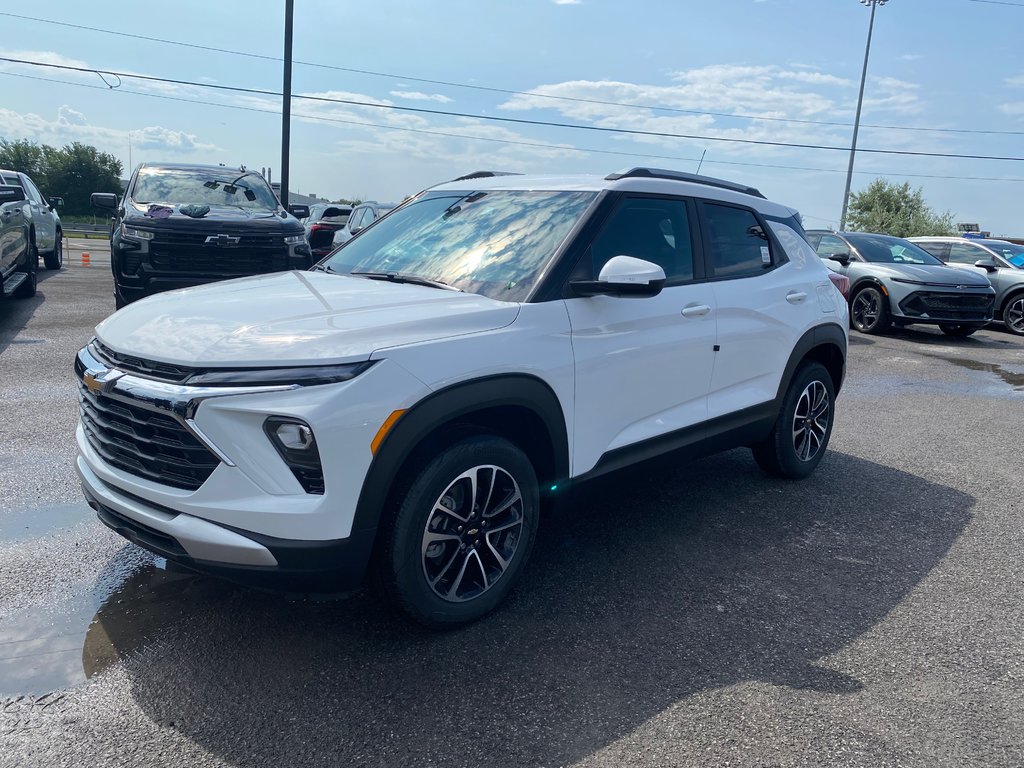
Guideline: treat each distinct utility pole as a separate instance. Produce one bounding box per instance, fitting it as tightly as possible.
[280,0,294,209]
[840,0,887,231]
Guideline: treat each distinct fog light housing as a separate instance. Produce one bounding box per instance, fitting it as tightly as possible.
[264,417,325,494]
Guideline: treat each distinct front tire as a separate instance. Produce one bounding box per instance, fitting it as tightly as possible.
[939,324,977,337]
[850,286,891,334]
[378,435,539,628]
[752,362,835,480]
[1002,293,1024,336]
[43,231,63,270]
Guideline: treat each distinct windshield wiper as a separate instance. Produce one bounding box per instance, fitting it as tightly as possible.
[350,271,462,292]
[310,263,337,274]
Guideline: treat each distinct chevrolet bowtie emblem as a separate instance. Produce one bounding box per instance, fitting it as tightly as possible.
[83,368,123,394]
[205,234,241,247]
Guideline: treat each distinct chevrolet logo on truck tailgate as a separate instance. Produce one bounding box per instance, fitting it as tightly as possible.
[205,234,241,247]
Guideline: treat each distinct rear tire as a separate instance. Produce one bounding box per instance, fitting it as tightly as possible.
[43,232,63,270]
[378,434,539,628]
[752,362,835,480]
[939,324,978,337]
[1002,293,1024,336]
[850,286,890,334]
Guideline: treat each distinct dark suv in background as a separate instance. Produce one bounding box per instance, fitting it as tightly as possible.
[92,163,313,307]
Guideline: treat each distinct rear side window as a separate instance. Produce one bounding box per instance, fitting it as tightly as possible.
[916,241,950,261]
[702,202,773,279]
[815,234,850,257]
[948,243,983,265]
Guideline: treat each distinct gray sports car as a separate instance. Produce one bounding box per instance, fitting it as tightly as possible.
[909,237,1024,336]
[806,231,996,337]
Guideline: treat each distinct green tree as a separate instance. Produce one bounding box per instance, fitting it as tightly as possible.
[47,142,123,215]
[846,179,955,237]
[0,138,58,191]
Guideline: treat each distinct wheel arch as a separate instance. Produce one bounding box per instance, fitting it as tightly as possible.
[998,286,1024,315]
[775,324,847,402]
[849,276,888,303]
[348,374,570,577]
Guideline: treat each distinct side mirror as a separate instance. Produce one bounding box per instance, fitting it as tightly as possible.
[288,204,310,219]
[46,196,64,210]
[91,192,118,211]
[974,258,999,273]
[827,253,851,266]
[571,255,667,297]
[0,185,27,203]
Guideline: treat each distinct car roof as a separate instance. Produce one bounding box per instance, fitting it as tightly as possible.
[906,236,997,243]
[428,170,800,220]
[136,163,263,174]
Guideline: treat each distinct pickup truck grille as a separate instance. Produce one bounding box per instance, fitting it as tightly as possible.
[79,383,220,490]
[148,232,289,275]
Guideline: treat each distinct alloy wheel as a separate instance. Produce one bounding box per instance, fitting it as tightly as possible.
[792,380,830,462]
[421,465,524,603]
[1007,297,1024,335]
[852,290,880,331]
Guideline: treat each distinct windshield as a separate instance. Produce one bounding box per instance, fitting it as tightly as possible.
[845,234,944,265]
[982,241,1024,268]
[321,190,597,301]
[131,168,279,209]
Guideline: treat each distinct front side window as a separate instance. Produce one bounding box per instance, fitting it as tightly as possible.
[23,177,43,203]
[703,202,773,278]
[948,243,985,265]
[981,241,1024,268]
[322,189,597,301]
[844,234,943,265]
[591,196,694,283]
[131,168,279,209]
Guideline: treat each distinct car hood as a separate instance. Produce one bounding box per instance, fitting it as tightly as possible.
[126,201,298,230]
[95,271,521,366]
[868,263,992,287]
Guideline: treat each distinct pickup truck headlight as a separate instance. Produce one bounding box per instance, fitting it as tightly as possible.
[284,234,307,245]
[121,224,155,241]
[264,417,324,494]
[184,361,374,387]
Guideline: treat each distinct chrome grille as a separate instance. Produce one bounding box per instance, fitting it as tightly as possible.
[79,383,220,490]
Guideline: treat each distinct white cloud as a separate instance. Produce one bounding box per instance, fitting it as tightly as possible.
[998,102,1024,117]
[898,54,923,62]
[389,91,453,103]
[1006,74,1024,88]
[552,0,581,4]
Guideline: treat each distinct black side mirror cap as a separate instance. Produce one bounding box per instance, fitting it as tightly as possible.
[288,204,310,219]
[827,253,851,266]
[91,192,118,211]
[974,258,999,272]
[46,196,64,209]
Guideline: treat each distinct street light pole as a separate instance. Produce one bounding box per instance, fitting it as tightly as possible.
[280,0,294,210]
[839,0,887,231]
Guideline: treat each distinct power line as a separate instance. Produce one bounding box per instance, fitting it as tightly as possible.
[1,11,1022,138]
[5,70,1023,186]
[3,56,1024,163]
[966,0,1024,6]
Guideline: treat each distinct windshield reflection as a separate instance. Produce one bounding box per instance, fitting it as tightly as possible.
[322,190,597,301]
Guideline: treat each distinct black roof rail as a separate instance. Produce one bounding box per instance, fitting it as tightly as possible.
[450,170,524,182]
[605,167,765,199]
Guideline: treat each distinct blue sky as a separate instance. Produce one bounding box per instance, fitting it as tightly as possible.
[2,0,1023,233]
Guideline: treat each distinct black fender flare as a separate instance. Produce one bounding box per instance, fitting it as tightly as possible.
[347,374,570,569]
[774,323,847,402]
[849,276,889,302]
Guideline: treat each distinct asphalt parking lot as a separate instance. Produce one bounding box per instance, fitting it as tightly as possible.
[1,257,1022,767]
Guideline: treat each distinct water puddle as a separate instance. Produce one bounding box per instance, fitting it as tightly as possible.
[927,355,1024,391]
[0,503,93,544]
[0,558,200,698]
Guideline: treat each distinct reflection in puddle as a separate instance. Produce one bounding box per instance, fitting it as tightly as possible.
[930,356,1024,390]
[0,558,200,698]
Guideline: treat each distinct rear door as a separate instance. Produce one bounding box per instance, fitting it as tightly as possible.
[701,201,819,418]
[0,179,27,275]
[566,194,717,474]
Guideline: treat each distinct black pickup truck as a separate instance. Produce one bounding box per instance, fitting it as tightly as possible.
[92,163,312,308]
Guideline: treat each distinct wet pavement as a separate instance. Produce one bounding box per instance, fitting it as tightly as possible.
[1,264,1022,767]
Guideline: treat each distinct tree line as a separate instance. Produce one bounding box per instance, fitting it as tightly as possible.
[0,138,123,216]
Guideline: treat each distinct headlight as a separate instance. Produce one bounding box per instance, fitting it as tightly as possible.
[184,361,374,387]
[121,224,154,240]
[284,234,306,245]
[264,417,324,494]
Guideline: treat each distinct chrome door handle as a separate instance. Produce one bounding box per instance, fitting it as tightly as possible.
[681,304,712,318]
[786,291,807,304]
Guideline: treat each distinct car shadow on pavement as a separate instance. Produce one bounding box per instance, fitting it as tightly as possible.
[82,448,973,767]
[0,269,60,356]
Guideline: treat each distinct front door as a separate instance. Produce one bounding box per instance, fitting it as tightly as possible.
[565,194,717,475]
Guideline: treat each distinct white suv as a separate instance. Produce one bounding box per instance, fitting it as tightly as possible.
[75,168,848,627]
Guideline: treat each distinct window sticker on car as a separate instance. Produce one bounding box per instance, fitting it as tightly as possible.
[761,246,770,264]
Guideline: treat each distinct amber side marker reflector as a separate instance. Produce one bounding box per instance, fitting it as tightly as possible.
[371,409,407,455]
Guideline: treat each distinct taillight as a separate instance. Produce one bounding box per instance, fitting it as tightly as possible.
[828,272,850,299]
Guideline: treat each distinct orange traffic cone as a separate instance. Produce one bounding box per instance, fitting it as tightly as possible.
[81,251,90,266]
